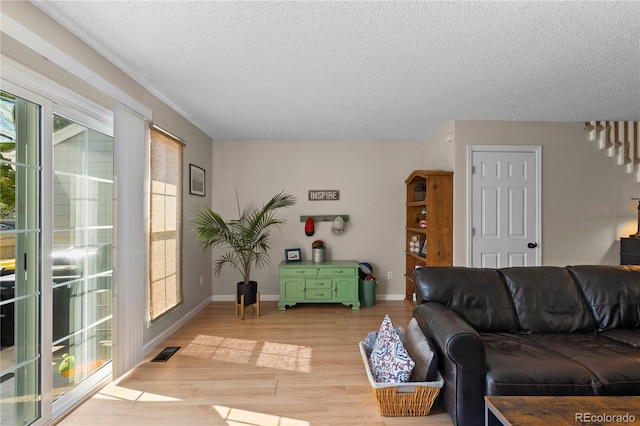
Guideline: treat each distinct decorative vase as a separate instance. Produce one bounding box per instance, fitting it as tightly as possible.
[237,281,258,306]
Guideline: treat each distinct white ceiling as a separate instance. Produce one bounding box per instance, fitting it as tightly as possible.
[32,1,640,141]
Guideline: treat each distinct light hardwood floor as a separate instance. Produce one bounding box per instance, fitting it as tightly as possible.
[57,301,453,426]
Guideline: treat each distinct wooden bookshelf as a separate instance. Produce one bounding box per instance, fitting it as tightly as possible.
[405,170,453,303]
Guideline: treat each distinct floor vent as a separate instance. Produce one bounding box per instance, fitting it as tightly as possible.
[151,346,180,362]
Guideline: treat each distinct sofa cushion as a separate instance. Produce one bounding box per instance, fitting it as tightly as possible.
[600,329,640,349]
[413,267,519,332]
[568,265,640,331]
[482,333,599,396]
[402,318,439,382]
[525,333,640,395]
[363,326,406,355]
[499,267,595,333]
[369,315,415,383]
[363,331,377,353]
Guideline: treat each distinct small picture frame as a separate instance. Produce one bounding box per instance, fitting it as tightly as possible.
[189,164,205,196]
[285,248,302,263]
[419,239,427,257]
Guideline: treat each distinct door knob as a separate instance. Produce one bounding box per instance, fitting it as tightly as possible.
[527,242,538,249]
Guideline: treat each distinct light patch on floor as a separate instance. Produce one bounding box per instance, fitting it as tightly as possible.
[212,405,310,426]
[96,384,182,402]
[256,342,312,373]
[182,335,312,373]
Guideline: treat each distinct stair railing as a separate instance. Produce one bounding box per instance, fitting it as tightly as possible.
[584,121,640,182]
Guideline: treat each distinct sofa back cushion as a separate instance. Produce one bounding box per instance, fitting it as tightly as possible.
[568,265,640,331]
[413,266,518,332]
[500,266,595,333]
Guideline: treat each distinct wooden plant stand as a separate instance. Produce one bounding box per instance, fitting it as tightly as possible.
[235,292,260,320]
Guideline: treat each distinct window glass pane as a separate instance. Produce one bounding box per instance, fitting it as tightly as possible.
[52,114,112,401]
[0,91,41,426]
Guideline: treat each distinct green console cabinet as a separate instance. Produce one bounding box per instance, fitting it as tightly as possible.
[278,260,360,310]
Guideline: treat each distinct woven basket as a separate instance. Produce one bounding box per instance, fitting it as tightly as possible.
[359,342,443,416]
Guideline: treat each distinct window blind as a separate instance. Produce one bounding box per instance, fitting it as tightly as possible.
[149,125,183,321]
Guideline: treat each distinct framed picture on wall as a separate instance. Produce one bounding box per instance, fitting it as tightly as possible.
[189,164,205,196]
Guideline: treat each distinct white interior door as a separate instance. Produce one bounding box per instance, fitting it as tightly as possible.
[469,146,541,267]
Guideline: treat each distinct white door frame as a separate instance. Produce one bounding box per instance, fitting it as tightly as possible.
[467,145,542,266]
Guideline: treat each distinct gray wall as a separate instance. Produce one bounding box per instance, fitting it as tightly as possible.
[426,120,639,266]
[209,139,424,299]
[211,122,639,302]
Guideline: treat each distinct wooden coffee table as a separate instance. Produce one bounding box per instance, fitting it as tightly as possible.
[485,396,640,426]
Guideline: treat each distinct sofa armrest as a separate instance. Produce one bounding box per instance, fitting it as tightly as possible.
[413,302,484,364]
[413,302,486,426]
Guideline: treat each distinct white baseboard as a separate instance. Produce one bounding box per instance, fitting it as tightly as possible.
[142,297,212,357]
[211,294,280,302]
[211,294,406,301]
[377,294,406,301]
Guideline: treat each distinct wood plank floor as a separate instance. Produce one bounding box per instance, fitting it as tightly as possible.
[57,301,453,426]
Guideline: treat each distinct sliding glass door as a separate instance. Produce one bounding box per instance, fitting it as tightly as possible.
[0,84,113,425]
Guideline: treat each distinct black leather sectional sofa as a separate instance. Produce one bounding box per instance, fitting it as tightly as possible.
[412,265,640,426]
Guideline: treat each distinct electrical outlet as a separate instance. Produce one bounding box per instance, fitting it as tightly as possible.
[387,271,393,279]
[200,276,203,286]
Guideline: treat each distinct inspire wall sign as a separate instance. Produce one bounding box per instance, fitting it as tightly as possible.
[308,190,340,201]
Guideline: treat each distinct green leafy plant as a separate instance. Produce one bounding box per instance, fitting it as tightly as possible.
[193,190,296,284]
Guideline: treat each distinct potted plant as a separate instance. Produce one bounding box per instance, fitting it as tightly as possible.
[192,190,296,307]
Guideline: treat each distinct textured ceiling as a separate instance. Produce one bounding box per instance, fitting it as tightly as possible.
[32,1,640,141]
